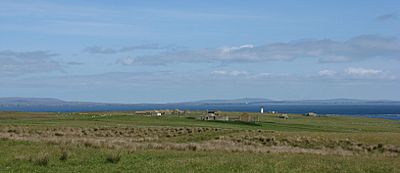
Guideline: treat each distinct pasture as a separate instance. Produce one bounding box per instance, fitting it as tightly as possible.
[0,111,399,172]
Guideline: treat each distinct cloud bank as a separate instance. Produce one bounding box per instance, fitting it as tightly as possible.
[212,67,396,81]
[0,50,62,76]
[117,35,400,65]
[84,44,176,54]
[318,67,396,80]
[345,67,382,77]
[376,13,398,21]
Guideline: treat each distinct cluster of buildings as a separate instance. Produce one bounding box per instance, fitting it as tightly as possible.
[201,111,257,123]
[304,112,318,117]
[134,105,318,121]
[135,109,186,116]
[200,105,319,122]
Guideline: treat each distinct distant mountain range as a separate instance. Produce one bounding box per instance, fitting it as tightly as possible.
[0,97,399,113]
[178,98,400,105]
[2,97,399,116]
[1,97,399,107]
[0,97,67,105]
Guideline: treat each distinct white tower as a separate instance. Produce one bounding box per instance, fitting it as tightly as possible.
[260,105,264,114]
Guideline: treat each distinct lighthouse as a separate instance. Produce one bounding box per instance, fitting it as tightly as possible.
[260,105,264,114]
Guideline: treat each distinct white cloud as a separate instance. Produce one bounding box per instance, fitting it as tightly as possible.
[230,70,249,76]
[212,70,227,75]
[212,70,249,76]
[212,71,280,80]
[84,46,117,54]
[318,70,337,77]
[315,67,397,80]
[85,44,175,54]
[221,44,254,53]
[251,73,271,78]
[345,67,382,77]
[117,57,135,65]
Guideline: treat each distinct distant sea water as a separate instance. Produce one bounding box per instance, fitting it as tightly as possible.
[176,104,400,120]
[193,104,400,120]
[1,104,400,120]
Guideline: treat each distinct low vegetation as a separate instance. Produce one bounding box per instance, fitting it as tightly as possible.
[105,151,121,164]
[59,150,68,161]
[32,152,50,166]
[0,111,399,172]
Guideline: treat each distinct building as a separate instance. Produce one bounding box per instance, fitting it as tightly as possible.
[207,110,218,116]
[279,114,289,119]
[305,112,318,117]
[154,111,162,116]
[260,106,264,114]
[202,110,218,120]
[201,111,228,121]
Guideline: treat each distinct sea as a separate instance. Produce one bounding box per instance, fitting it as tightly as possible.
[1,104,400,120]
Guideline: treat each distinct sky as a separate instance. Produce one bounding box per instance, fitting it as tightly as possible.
[0,0,400,103]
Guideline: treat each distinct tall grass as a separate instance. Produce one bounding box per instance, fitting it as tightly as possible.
[59,150,68,161]
[105,152,121,164]
[32,152,49,166]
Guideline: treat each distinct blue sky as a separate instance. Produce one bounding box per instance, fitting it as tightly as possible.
[1,0,400,103]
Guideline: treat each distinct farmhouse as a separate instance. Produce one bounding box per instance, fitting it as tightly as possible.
[279,114,289,119]
[201,111,229,121]
[305,112,318,117]
[202,111,218,120]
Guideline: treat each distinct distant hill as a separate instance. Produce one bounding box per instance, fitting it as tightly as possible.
[0,97,121,107]
[1,97,399,106]
[0,97,399,112]
[178,98,272,105]
[177,98,400,105]
[0,97,67,105]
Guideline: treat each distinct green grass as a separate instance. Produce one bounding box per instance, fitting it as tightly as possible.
[0,111,400,172]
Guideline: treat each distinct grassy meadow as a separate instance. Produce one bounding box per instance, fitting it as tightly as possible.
[0,111,400,172]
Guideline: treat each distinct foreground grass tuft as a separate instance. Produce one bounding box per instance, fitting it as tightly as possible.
[105,152,121,164]
[59,150,69,161]
[32,152,50,166]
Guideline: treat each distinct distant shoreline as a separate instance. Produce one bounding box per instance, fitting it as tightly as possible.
[1,104,399,120]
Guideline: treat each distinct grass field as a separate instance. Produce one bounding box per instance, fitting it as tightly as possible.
[0,111,400,172]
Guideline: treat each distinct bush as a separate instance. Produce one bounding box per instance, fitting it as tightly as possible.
[106,152,121,164]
